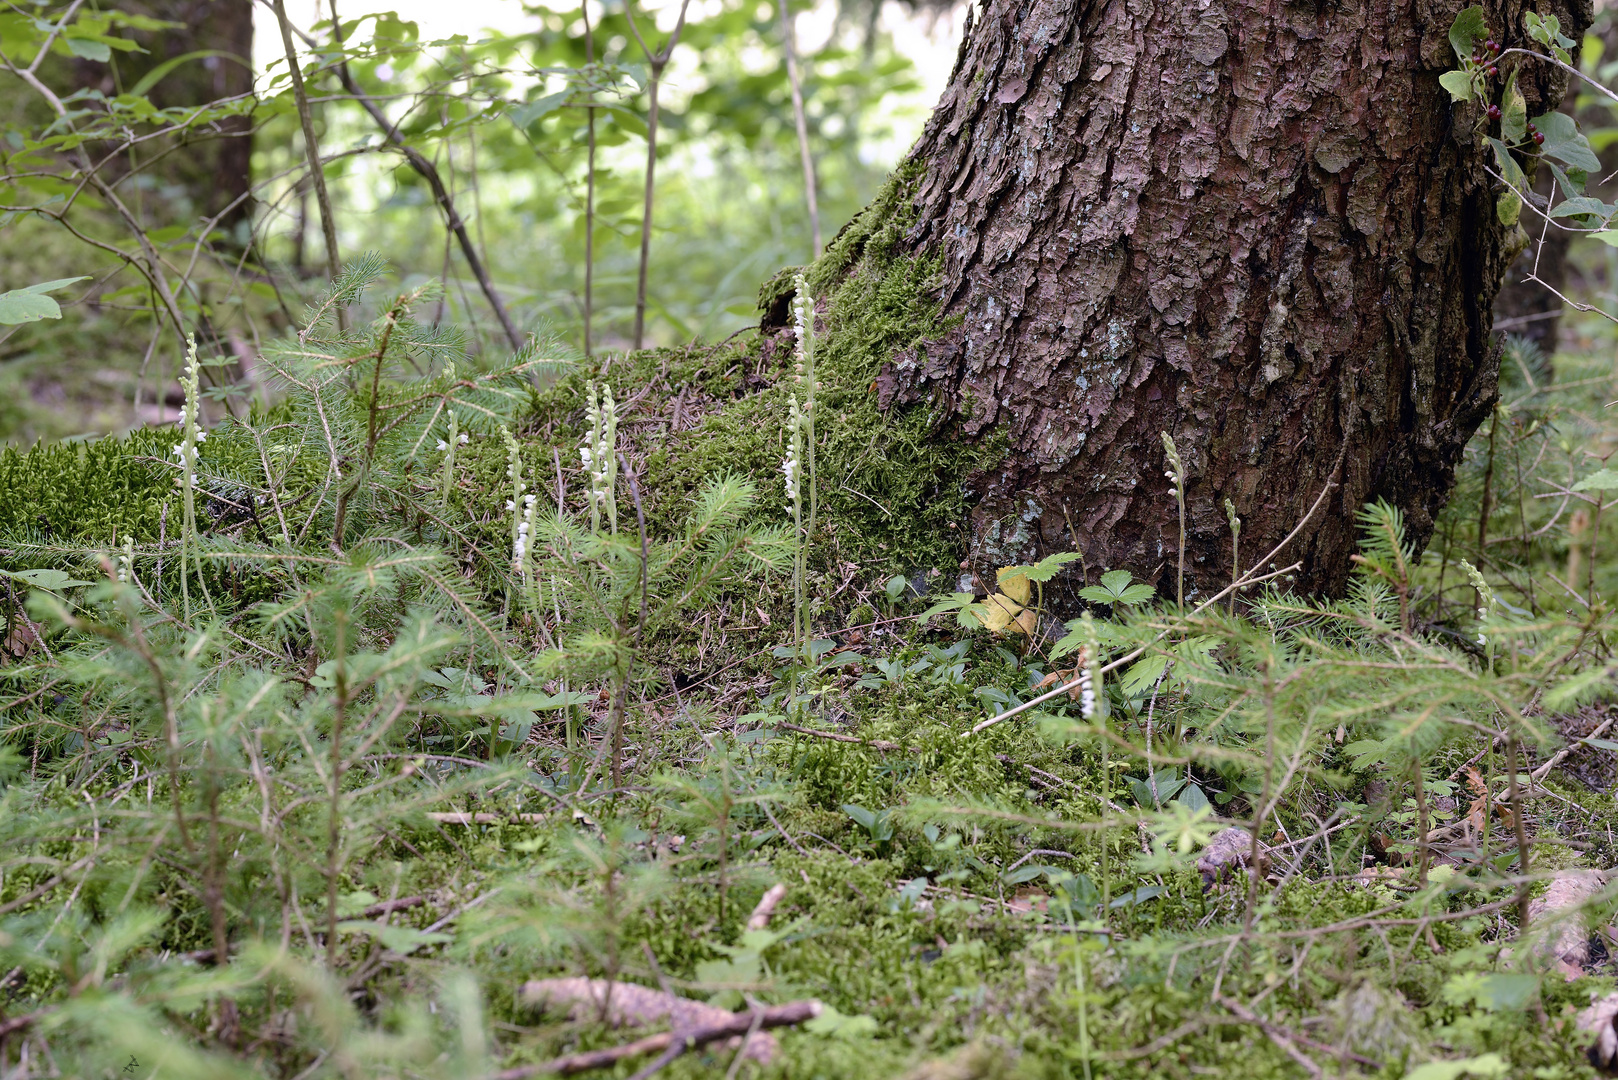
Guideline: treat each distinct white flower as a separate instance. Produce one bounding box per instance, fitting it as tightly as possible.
[1477,633,1487,646]
[1078,669,1096,719]
[505,500,515,511]
[195,430,206,443]
[457,432,469,444]
[436,440,449,452]
[524,493,537,508]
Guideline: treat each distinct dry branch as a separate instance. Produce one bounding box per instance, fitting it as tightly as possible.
[505,981,820,1078]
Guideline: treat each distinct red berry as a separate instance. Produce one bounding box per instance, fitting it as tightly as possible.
[1487,104,1502,120]
[1485,39,1496,50]
[1488,65,1498,76]
[1491,40,1501,53]
[1534,131,1546,144]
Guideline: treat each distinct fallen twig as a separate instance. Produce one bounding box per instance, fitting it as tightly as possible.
[775,720,906,751]
[493,999,821,1078]
[1212,994,1324,1078]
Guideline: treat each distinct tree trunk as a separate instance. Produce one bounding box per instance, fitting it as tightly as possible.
[70,0,255,235]
[857,0,1588,598]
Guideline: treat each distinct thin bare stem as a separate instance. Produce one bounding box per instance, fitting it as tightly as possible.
[777,0,820,256]
[270,0,342,295]
[623,0,694,350]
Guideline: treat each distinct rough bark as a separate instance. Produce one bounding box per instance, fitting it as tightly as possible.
[866,0,1588,598]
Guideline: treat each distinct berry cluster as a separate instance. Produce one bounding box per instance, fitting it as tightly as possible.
[1472,37,1502,76]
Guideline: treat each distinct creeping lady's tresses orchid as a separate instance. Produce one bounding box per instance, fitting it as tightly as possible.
[580,380,618,534]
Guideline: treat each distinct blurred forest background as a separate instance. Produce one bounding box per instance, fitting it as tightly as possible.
[0,0,960,443]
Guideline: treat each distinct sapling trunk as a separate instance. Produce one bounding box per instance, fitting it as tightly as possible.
[776,0,820,256]
[1413,761,1429,888]
[582,0,597,357]
[623,0,693,351]
[326,608,351,969]
[270,0,341,298]
[1506,731,1531,931]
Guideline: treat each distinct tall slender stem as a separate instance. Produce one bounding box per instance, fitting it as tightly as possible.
[271,0,341,296]
[1506,731,1531,932]
[624,0,693,350]
[326,608,350,969]
[583,0,597,357]
[777,0,820,257]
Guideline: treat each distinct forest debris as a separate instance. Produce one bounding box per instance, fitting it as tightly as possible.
[496,998,821,1078]
[1526,869,1612,977]
[1197,827,1267,891]
[746,884,788,930]
[426,812,550,824]
[520,978,783,1063]
[1577,991,1618,1072]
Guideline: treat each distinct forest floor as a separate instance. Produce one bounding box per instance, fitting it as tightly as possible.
[3,286,1618,1080]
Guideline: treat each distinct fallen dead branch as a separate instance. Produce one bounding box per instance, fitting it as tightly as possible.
[775,720,907,751]
[496,993,821,1078]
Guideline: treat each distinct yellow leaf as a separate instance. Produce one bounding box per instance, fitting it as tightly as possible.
[997,567,1031,606]
[980,592,1024,632]
[1014,607,1040,638]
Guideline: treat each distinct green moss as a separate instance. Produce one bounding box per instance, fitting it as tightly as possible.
[0,429,178,546]
[579,161,1003,580]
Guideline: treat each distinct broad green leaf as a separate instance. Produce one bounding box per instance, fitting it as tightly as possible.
[1549,195,1612,220]
[128,48,244,96]
[1592,230,1618,246]
[1501,71,1526,143]
[1442,971,1539,1012]
[1572,467,1618,491]
[805,1003,879,1039]
[65,36,110,61]
[1496,189,1521,226]
[1487,138,1525,188]
[1449,5,1487,62]
[1533,111,1600,171]
[1404,1054,1510,1080]
[1119,655,1169,698]
[0,277,87,325]
[1175,782,1211,813]
[1439,69,1475,102]
[2,568,94,590]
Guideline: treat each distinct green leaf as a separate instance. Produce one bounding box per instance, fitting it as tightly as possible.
[1532,111,1600,171]
[1120,655,1169,698]
[1572,468,1618,491]
[65,36,110,61]
[1442,971,1539,1012]
[1501,71,1526,143]
[805,1003,879,1040]
[1175,782,1211,813]
[1496,189,1522,226]
[1439,69,1475,103]
[0,276,87,325]
[1404,1054,1511,1080]
[1487,138,1526,189]
[335,920,452,955]
[1592,230,1618,246]
[127,49,244,96]
[1449,6,1488,62]
[1549,195,1612,221]
[1,568,95,591]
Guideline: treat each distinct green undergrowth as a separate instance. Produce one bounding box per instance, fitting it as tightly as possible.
[7,262,1618,1080]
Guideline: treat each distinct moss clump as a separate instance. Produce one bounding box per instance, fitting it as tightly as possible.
[607,160,1001,578]
[0,429,179,545]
